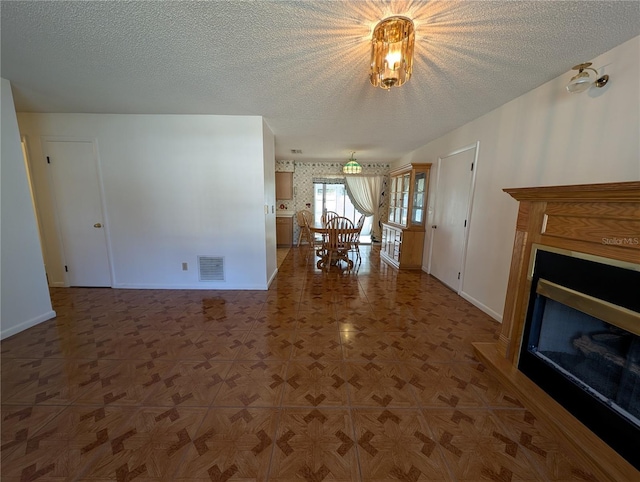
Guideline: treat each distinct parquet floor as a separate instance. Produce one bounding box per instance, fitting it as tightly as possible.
[1,246,600,481]
[276,248,290,269]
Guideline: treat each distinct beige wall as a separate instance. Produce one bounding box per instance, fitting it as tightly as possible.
[397,36,640,321]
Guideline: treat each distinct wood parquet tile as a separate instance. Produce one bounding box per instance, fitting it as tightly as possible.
[174,407,278,481]
[282,361,348,408]
[270,408,358,481]
[423,408,547,481]
[352,408,454,481]
[1,246,604,481]
[489,409,597,481]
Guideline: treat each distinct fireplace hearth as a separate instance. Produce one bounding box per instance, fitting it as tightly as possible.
[519,249,640,468]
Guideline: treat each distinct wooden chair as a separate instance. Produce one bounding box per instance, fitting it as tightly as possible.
[302,212,323,254]
[296,210,313,246]
[350,214,366,263]
[321,210,340,226]
[323,216,355,269]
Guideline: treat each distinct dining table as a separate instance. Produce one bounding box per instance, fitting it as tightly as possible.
[308,223,360,270]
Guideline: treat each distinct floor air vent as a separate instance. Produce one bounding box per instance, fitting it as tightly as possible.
[198,256,224,281]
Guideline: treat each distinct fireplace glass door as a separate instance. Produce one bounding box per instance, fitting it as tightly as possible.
[529,287,639,426]
[519,249,640,469]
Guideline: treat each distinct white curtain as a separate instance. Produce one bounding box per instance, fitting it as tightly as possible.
[344,175,385,242]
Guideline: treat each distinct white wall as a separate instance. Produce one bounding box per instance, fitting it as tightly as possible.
[18,113,273,290]
[397,36,640,321]
[263,119,278,284]
[1,79,55,339]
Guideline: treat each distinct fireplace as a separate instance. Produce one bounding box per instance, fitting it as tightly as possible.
[472,181,640,481]
[519,248,640,468]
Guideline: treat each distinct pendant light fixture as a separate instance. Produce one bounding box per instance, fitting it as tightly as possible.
[370,16,415,90]
[343,152,362,174]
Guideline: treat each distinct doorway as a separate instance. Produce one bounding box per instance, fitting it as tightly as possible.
[44,139,112,287]
[428,143,478,292]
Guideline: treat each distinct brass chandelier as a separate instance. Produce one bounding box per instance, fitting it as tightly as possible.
[370,16,415,90]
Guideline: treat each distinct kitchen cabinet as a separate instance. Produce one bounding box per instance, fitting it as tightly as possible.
[381,163,431,269]
[276,215,293,247]
[275,172,294,200]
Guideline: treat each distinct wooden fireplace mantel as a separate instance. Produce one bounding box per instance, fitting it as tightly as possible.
[473,181,640,482]
[499,181,640,361]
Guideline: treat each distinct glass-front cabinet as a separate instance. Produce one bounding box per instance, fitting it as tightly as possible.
[387,164,430,229]
[389,172,411,226]
[381,163,431,269]
[412,170,427,225]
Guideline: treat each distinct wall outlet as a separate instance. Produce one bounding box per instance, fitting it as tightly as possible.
[182,262,188,271]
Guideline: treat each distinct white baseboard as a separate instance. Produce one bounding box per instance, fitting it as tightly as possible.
[1,310,57,340]
[421,266,502,322]
[267,268,278,288]
[112,283,269,290]
[49,281,66,287]
[459,291,502,322]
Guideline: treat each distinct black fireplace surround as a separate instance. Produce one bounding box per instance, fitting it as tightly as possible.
[519,249,640,469]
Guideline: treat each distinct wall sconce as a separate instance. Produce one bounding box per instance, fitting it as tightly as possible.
[343,152,362,174]
[370,16,415,90]
[566,62,609,93]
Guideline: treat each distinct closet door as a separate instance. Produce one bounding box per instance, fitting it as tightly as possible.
[429,146,476,292]
[45,139,111,287]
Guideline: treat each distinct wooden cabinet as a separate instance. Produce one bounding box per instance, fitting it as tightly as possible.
[381,223,426,269]
[381,224,401,267]
[276,216,293,247]
[381,163,431,269]
[275,172,294,200]
[387,163,430,229]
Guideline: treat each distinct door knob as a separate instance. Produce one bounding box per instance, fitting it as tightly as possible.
[93,223,102,228]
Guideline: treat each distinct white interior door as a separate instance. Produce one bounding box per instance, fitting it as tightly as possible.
[45,140,112,287]
[429,145,477,292]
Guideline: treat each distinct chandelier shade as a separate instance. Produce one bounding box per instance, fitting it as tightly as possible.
[343,152,362,174]
[370,16,415,90]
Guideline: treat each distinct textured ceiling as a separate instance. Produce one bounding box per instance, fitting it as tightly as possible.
[2,1,639,162]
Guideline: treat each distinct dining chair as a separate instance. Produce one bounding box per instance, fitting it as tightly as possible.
[295,210,313,246]
[321,210,340,226]
[303,212,323,251]
[350,213,366,263]
[323,216,355,269]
